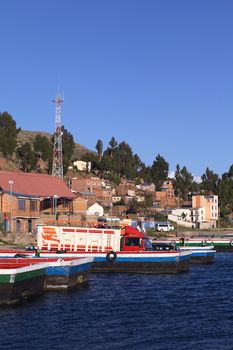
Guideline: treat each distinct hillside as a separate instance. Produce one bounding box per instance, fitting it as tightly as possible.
[0,130,94,172]
[17,130,94,160]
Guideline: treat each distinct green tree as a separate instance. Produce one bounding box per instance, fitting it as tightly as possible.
[139,165,152,183]
[0,112,20,157]
[150,154,169,190]
[114,142,137,179]
[109,137,118,157]
[16,143,37,172]
[105,172,121,185]
[144,193,153,207]
[218,165,233,215]
[102,140,145,180]
[81,152,102,172]
[174,164,194,201]
[61,127,75,175]
[154,212,168,221]
[95,139,103,161]
[126,198,138,214]
[33,134,53,162]
[200,167,219,195]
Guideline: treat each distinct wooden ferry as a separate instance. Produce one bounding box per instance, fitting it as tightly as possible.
[33,225,191,273]
[0,263,46,305]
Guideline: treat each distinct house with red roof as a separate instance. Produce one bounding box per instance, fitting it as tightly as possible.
[0,171,76,233]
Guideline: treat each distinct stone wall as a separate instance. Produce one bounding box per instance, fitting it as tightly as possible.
[0,231,37,246]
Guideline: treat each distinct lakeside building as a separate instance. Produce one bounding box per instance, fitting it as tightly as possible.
[168,194,219,229]
[0,171,76,233]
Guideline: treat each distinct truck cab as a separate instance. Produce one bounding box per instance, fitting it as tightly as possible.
[120,226,153,252]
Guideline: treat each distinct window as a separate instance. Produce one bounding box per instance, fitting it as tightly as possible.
[125,237,140,247]
[18,199,25,211]
[30,201,37,211]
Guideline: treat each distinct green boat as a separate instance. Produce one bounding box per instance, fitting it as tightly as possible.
[0,263,46,305]
[162,237,233,251]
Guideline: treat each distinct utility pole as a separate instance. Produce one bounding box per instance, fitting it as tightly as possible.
[9,180,14,232]
[52,95,63,179]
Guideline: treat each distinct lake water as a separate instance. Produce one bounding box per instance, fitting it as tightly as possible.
[0,253,233,350]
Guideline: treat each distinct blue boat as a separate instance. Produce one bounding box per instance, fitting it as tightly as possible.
[36,250,191,274]
[177,246,216,264]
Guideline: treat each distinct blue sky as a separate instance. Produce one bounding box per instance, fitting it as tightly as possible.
[0,0,233,178]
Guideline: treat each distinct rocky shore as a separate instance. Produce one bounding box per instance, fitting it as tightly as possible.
[0,231,36,247]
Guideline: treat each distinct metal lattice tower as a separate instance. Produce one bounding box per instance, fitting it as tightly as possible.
[52,95,63,179]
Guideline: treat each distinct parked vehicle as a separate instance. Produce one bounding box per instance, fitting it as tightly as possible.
[155,223,175,232]
[37,225,154,253]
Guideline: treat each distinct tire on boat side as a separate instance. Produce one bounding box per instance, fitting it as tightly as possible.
[106,251,117,262]
[201,240,207,246]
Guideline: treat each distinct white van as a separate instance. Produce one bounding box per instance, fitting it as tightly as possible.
[155,223,175,232]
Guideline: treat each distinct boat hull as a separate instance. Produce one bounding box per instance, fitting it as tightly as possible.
[0,250,190,274]
[178,247,216,264]
[42,252,190,274]
[0,257,93,291]
[91,260,188,274]
[45,258,92,290]
[166,238,233,252]
[152,242,215,264]
[0,264,45,305]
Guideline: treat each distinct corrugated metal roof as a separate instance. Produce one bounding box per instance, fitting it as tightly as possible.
[0,171,76,198]
[78,191,95,196]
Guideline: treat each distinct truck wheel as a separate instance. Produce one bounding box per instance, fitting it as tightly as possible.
[106,251,117,262]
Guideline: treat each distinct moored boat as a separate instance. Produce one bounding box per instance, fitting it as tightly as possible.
[0,263,46,305]
[177,246,216,264]
[44,257,93,290]
[151,236,233,252]
[37,225,191,273]
[0,257,93,290]
[151,241,216,264]
[0,249,191,274]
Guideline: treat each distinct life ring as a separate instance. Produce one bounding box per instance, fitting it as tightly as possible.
[201,240,207,247]
[56,250,67,254]
[229,241,233,246]
[106,251,117,262]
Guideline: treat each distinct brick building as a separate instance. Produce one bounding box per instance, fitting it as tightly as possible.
[116,179,136,196]
[151,180,176,208]
[0,171,76,233]
[71,176,102,193]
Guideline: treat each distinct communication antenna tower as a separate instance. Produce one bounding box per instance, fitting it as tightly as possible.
[52,95,63,179]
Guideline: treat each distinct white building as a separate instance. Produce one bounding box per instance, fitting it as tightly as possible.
[168,208,203,228]
[168,194,219,229]
[86,203,104,217]
[73,160,91,172]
